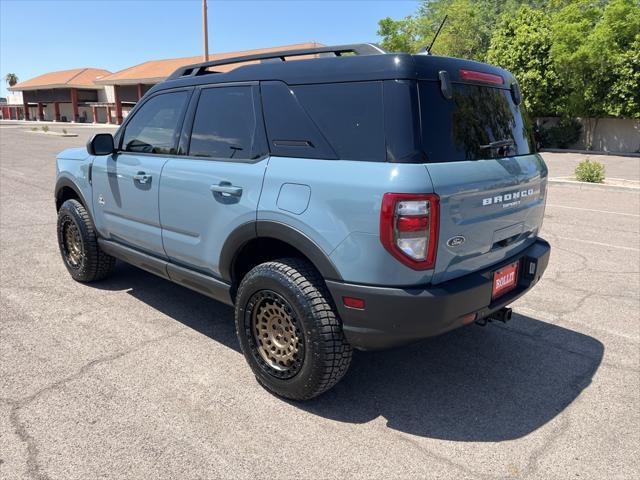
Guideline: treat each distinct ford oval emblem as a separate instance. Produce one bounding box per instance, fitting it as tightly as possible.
[447,235,466,247]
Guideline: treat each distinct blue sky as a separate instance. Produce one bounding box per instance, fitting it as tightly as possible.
[0,0,420,97]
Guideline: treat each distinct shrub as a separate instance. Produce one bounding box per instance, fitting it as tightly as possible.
[540,119,582,149]
[62,128,67,134]
[575,158,605,183]
[31,127,37,131]
[41,125,49,132]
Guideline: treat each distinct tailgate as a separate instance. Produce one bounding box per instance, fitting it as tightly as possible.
[426,155,547,284]
[417,72,547,284]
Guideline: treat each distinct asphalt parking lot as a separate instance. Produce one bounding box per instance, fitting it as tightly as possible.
[1,122,638,479]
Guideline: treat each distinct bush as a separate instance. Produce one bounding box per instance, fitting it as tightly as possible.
[540,119,582,149]
[575,158,605,183]
[62,128,67,134]
[41,125,49,132]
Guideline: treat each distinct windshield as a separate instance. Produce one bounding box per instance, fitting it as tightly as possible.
[419,81,534,162]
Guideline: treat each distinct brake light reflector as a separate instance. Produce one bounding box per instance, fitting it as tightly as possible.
[380,193,439,270]
[343,296,365,310]
[459,69,504,85]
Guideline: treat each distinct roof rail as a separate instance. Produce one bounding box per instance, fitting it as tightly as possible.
[167,43,387,80]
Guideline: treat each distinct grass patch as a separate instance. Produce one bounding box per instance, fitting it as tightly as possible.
[575,158,605,183]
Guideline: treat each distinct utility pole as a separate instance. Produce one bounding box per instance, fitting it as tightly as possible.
[202,0,209,61]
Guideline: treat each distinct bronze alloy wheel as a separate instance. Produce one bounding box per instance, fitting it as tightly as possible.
[61,217,84,269]
[246,290,305,379]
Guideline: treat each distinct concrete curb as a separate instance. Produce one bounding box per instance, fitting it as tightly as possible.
[541,148,640,158]
[548,178,639,192]
[26,130,78,137]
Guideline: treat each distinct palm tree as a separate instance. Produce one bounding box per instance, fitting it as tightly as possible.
[5,73,18,88]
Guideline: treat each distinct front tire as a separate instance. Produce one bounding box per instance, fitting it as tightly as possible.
[57,199,116,282]
[235,258,352,400]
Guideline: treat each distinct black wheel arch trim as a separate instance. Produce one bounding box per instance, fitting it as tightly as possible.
[54,177,94,222]
[219,220,343,283]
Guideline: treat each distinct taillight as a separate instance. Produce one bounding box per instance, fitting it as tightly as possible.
[459,69,504,85]
[380,193,439,270]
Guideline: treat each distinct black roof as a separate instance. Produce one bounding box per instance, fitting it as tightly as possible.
[149,43,515,95]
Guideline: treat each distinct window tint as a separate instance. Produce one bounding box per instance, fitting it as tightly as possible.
[188,86,265,160]
[292,81,385,162]
[419,81,534,162]
[122,91,188,154]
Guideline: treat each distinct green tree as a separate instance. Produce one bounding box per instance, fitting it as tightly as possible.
[4,73,18,87]
[606,33,640,118]
[486,5,560,116]
[550,0,640,143]
[377,1,538,58]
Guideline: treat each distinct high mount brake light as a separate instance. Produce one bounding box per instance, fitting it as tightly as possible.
[380,193,439,270]
[459,69,504,85]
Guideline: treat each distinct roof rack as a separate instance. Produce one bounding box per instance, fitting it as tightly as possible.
[167,43,386,80]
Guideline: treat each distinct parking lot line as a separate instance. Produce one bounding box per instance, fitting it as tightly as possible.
[546,204,640,218]
[553,235,640,252]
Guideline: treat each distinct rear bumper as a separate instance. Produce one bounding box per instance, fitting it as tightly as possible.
[326,238,550,350]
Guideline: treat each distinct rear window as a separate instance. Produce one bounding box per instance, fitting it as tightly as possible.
[419,81,534,162]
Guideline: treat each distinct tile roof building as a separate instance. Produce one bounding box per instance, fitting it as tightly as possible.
[1,43,322,124]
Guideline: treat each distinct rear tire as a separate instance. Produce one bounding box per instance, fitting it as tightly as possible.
[57,199,116,282]
[235,258,352,400]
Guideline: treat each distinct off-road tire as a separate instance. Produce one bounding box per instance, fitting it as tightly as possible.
[235,258,352,400]
[57,199,116,282]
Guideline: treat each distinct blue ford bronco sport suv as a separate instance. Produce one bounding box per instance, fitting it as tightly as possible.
[55,44,550,400]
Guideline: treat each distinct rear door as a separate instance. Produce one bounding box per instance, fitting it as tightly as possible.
[159,84,268,278]
[418,79,547,284]
[91,89,190,256]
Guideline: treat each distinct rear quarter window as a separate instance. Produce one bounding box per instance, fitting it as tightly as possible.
[419,81,534,162]
[292,81,385,162]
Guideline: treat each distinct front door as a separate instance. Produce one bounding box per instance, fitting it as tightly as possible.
[159,84,269,277]
[91,89,191,256]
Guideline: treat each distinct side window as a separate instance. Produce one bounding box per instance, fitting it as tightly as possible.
[293,81,385,162]
[122,91,188,154]
[188,86,266,160]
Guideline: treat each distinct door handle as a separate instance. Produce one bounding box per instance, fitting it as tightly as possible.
[133,172,151,184]
[210,182,243,197]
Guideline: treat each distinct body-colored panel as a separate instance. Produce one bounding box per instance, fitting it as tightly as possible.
[259,156,436,286]
[90,152,167,256]
[55,147,94,211]
[159,157,268,277]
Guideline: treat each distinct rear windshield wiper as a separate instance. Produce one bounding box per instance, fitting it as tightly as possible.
[480,139,515,150]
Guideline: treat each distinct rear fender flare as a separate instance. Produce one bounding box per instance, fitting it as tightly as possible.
[219,220,343,283]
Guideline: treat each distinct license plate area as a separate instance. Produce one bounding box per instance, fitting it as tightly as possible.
[492,261,519,300]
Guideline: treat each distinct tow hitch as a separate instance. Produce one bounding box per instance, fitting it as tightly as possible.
[475,307,513,326]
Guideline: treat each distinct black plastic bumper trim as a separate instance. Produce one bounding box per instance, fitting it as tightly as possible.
[326,238,550,350]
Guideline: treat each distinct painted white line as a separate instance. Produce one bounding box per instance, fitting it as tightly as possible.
[546,204,640,218]
[553,235,640,252]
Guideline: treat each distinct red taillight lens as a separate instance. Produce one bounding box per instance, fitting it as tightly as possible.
[459,69,504,85]
[380,193,439,270]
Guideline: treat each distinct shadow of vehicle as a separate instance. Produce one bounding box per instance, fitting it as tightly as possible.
[95,262,604,442]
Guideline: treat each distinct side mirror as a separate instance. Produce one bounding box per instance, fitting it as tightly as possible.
[87,133,115,156]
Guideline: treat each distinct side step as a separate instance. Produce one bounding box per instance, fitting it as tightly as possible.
[98,239,233,306]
